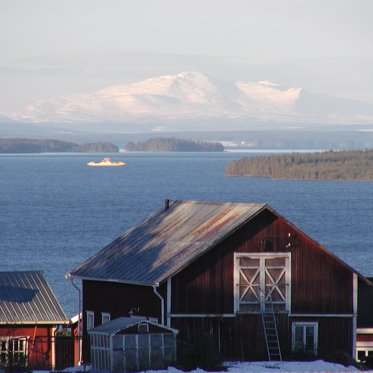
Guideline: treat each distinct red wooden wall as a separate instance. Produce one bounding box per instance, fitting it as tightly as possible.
[0,325,54,369]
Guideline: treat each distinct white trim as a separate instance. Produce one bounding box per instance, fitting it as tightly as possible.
[234,252,291,313]
[357,342,373,348]
[356,347,373,362]
[51,326,57,370]
[137,322,149,333]
[101,312,111,325]
[292,321,318,355]
[357,328,373,334]
[353,273,358,359]
[153,286,165,325]
[233,254,239,314]
[169,313,236,318]
[290,313,354,318]
[167,278,172,327]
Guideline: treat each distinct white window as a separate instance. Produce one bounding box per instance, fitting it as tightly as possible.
[234,253,291,313]
[357,349,373,362]
[0,337,28,367]
[101,312,111,325]
[86,311,95,331]
[292,322,318,355]
[138,322,149,333]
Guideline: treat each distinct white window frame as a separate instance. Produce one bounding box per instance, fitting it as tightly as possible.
[357,348,373,362]
[86,311,95,331]
[292,322,318,355]
[101,312,111,325]
[138,322,149,333]
[234,252,291,313]
[0,336,28,367]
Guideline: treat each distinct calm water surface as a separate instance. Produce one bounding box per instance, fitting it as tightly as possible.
[0,152,372,317]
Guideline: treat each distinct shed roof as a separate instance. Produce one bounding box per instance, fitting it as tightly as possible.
[68,199,369,286]
[68,200,266,285]
[88,317,177,335]
[0,271,68,324]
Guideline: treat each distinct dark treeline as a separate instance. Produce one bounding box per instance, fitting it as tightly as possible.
[124,137,224,152]
[0,138,118,153]
[225,149,373,180]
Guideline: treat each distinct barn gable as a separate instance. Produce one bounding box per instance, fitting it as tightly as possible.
[67,200,364,286]
[69,200,368,363]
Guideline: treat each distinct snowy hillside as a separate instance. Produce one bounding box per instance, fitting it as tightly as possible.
[7,71,373,125]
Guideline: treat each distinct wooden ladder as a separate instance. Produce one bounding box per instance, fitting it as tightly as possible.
[261,295,282,361]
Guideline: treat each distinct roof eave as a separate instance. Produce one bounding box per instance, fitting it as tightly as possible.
[66,273,157,287]
[0,320,69,325]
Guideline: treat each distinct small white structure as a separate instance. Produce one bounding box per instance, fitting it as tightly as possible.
[88,317,178,372]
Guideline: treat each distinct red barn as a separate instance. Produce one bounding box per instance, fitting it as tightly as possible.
[0,271,68,370]
[68,200,368,362]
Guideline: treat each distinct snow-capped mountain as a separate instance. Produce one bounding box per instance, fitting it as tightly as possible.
[7,71,373,125]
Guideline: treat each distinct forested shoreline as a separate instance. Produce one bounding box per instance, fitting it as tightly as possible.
[225,150,373,180]
[0,138,118,153]
[124,137,224,152]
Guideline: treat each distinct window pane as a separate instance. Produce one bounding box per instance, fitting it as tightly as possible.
[294,326,303,351]
[239,257,259,267]
[358,351,366,361]
[266,257,285,267]
[241,287,259,302]
[241,269,259,284]
[305,325,315,352]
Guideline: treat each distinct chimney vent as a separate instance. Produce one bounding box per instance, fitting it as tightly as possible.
[165,199,170,210]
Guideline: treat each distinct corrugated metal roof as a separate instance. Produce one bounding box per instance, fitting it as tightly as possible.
[68,200,266,285]
[88,317,177,335]
[0,271,68,324]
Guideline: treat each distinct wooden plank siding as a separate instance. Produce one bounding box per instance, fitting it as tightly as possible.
[171,209,353,315]
[0,325,54,369]
[169,209,354,358]
[82,281,162,333]
[81,209,355,359]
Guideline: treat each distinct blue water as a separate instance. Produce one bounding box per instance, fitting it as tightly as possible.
[1,152,372,318]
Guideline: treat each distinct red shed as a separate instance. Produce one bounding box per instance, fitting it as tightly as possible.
[68,200,367,362]
[0,271,68,370]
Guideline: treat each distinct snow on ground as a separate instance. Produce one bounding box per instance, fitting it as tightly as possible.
[141,360,362,373]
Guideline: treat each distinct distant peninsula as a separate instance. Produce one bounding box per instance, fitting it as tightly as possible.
[124,137,224,152]
[0,138,119,153]
[225,150,373,181]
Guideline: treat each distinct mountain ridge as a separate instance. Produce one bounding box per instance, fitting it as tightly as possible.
[6,71,373,126]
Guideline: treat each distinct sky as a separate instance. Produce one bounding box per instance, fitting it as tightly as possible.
[1,0,373,112]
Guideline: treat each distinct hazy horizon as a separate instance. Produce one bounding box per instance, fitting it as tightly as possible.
[1,0,372,120]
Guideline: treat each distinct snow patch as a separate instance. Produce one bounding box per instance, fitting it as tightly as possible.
[139,361,359,373]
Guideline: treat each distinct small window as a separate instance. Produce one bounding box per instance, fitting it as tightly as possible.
[0,337,28,367]
[138,322,149,333]
[292,322,318,355]
[101,312,111,325]
[357,349,373,362]
[358,350,367,362]
[86,311,94,331]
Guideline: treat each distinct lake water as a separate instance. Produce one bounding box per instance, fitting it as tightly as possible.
[1,152,372,318]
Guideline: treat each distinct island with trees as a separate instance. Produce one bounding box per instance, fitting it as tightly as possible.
[225,149,373,181]
[124,137,224,152]
[0,138,119,153]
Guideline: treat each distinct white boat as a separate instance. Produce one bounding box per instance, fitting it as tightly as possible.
[87,157,126,167]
